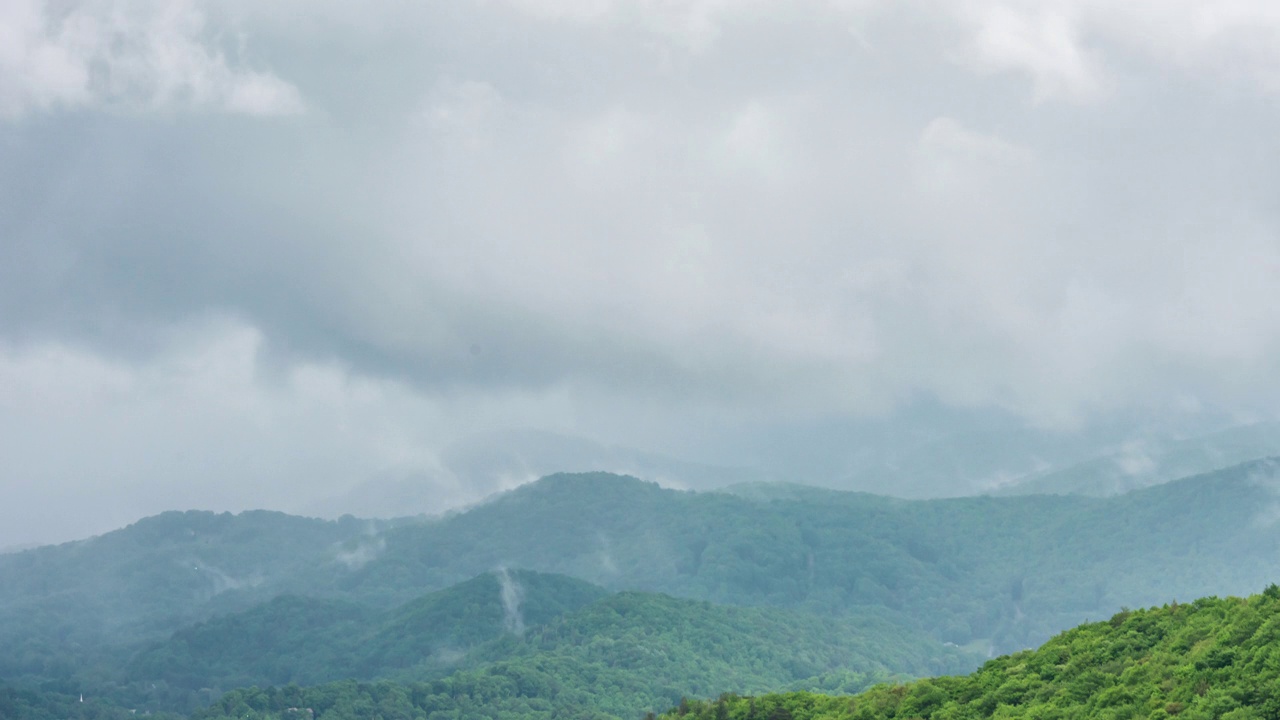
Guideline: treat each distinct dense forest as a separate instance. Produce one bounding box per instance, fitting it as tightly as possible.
[6,461,1280,660]
[189,588,972,720]
[9,570,972,716]
[27,585,1278,720]
[4,461,1280,719]
[666,587,1280,720]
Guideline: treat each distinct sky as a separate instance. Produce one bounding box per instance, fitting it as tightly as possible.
[3,0,1280,547]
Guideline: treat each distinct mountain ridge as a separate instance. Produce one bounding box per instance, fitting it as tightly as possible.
[5,460,1280,675]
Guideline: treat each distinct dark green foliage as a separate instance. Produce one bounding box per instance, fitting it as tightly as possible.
[0,510,383,676]
[123,570,608,710]
[122,575,971,717]
[7,462,1280,663]
[0,682,183,720]
[368,570,608,669]
[344,462,1280,655]
[664,589,1280,720]
[8,462,1280,719]
[126,595,376,692]
[190,590,973,720]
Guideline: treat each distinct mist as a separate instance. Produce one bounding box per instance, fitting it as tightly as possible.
[4,0,1280,546]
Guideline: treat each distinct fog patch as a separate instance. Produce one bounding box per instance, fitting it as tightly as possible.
[431,646,467,665]
[1115,440,1158,477]
[596,533,619,575]
[189,561,265,595]
[1246,459,1280,527]
[335,535,386,570]
[495,567,525,635]
[977,470,1023,493]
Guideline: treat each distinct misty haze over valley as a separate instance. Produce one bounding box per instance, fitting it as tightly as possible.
[5,0,1280,719]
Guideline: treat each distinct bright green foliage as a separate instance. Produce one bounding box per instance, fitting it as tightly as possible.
[665,587,1280,720]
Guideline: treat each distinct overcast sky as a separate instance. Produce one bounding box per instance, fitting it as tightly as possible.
[3,0,1280,547]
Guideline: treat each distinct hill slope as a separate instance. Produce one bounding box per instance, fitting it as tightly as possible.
[348,462,1280,651]
[191,590,975,720]
[6,459,1280,669]
[125,570,607,702]
[667,586,1280,720]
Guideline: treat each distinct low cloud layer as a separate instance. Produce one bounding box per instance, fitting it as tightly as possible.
[3,0,1280,546]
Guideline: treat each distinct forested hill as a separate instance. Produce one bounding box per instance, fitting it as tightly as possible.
[0,510,380,641]
[21,571,972,719]
[666,586,1280,720]
[4,459,1280,663]
[192,588,974,720]
[346,460,1280,651]
[125,570,609,702]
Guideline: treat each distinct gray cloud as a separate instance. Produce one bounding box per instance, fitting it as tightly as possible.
[3,0,1280,546]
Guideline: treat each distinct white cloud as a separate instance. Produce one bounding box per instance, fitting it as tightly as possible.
[955,2,1106,102]
[0,0,94,115]
[0,316,583,546]
[0,0,303,119]
[915,116,1033,191]
[940,0,1280,102]
[6,0,1280,538]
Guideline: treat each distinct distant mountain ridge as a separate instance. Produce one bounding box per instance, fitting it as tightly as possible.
[994,421,1280,497]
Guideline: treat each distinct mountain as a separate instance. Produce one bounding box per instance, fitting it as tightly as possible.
[996,421,1280,497]
[343,461,1280,652]
[48,571,972,717]
[8,462,1280,719]
[190,588,975,720]
[16,583,1280,720]
[666,585,1280,720]
[122,570,607,710]
[0,510,395,684]
[6,459,1280,679]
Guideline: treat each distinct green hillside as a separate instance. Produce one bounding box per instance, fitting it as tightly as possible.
[349,461,1280,652]
[0,509,383,679]
[5,459,1280,695]
[124,571,607,709]
[0,682,183,720]
[14,584,1280,720]
[129,594,374,690]
[191,590,974,720]
[667,587,1280,720]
